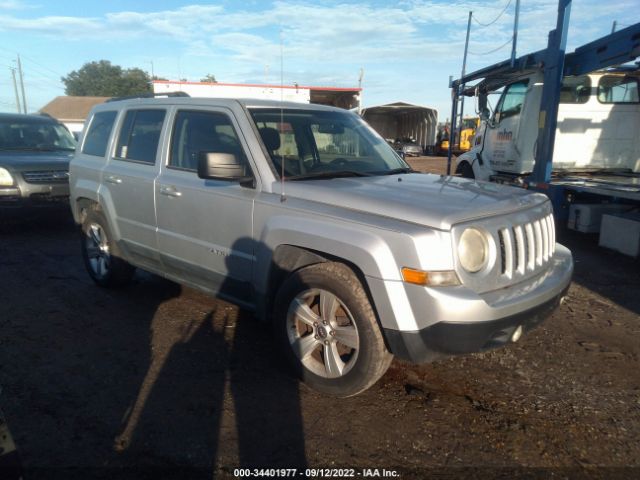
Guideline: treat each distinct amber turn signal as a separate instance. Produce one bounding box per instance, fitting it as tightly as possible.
[401,267,429,285]
[401,267,460,287]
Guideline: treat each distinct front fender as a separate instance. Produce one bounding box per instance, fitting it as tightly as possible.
[256,214,401,282]
[254,215,421,331]
[456,151,493,181]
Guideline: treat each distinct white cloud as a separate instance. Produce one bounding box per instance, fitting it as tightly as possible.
[0,14,100,35]
[0,0,35,10]
[0,1,635,115]
[0,1,631,60]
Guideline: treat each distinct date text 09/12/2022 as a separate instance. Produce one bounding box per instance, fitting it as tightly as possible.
[233,468,400,478]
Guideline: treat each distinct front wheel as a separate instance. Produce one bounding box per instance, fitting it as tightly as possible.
[274,262,393,397]
[455,161,475,179]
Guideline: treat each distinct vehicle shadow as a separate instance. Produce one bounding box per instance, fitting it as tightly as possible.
[107,237,308,477]
[0,222,308,479]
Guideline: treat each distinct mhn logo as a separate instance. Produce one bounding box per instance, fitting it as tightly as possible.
[497,129,513,142]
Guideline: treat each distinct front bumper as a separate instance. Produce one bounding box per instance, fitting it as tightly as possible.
[0,183,69,207]
[384,285,567,363]
[368,244,573,363]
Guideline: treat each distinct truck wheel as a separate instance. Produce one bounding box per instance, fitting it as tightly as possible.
[81,209,134,287]
[274,262,393,397]
[455,161,475,179]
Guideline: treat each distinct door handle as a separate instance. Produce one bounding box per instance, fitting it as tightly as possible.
[105,175,122,184]
[159,185,182,197]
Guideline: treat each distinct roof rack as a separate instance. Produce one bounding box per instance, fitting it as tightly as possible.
[106,91,190,103]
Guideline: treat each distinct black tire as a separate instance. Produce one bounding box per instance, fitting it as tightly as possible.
[81,208,134,288]
[274,262,393,397]
[455,161,475,179]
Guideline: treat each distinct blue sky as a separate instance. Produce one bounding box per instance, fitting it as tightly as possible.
[0,0,635,120]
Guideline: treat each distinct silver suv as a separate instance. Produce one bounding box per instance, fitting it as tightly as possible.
[69,96,573,396]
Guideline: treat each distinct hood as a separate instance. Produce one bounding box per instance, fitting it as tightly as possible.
[0,150,73,170]
[282,173,548,230]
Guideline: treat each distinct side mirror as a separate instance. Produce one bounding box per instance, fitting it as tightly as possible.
[478,93,491,122]
[197,152,253,185]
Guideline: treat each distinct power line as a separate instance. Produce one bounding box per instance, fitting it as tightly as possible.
[20,54,66,78]
[468,36,514,56]
[21,67,61,83]
[471,0,513,28]
[20,60,64,82]
[0,48,66,81]
[24,82,65,91]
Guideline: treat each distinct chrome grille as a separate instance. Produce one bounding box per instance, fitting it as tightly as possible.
[498,213,555,280]
[22,170,69,184]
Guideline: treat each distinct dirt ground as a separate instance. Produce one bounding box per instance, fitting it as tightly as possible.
[1,158,639,479]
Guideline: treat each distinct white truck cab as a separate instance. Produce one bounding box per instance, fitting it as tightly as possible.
[457,68,640,181]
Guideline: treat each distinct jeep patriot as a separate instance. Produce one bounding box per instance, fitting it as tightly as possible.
[69,96,573,396]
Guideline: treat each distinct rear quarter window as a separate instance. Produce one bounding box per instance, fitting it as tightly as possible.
[82,111,117,157]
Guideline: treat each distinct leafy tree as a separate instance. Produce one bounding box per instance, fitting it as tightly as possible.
[200,74,217,83]
[62,60,152,96]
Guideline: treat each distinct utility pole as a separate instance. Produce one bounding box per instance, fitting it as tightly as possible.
[10,68,21,113]
[358,67,364,115]
[611,20,617,33]
[17,55,27,114]
[458,11,473,140]
[511,0,521,67]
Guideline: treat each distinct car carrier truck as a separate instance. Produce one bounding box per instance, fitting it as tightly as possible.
[447,0,640,254]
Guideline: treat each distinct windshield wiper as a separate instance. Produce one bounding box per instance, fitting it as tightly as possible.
[287,170,374,181]
[378,167,416,175]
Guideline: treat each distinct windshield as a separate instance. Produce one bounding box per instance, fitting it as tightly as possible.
[250,108,410,179]
[0,120,77,151]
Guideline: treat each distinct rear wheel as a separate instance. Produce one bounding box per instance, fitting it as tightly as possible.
[274,262,393,397]
[81,209,134,288]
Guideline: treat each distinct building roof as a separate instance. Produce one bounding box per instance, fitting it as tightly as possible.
[361,102,437,116]
[153,80,361,109]
[39,96,110,122]
[152,80,361,92]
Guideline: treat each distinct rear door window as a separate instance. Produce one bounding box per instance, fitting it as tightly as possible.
[82,111,117,157]
[115,109,166,164]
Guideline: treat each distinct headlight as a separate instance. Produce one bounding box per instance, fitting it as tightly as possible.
[0,167,14,187]
[458,227,489,273]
